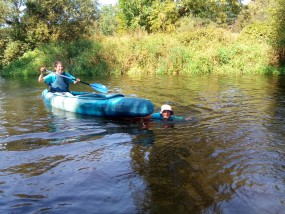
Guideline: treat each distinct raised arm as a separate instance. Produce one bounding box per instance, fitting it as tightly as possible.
[38,67,46,82]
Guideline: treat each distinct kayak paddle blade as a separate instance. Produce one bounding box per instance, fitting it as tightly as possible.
[90,83,108,93]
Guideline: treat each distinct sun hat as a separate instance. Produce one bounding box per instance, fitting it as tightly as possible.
[160,104,173,115]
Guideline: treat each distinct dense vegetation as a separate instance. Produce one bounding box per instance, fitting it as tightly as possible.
[0,0,284,77]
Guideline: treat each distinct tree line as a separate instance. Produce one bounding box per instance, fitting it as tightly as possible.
[0,0,285,73]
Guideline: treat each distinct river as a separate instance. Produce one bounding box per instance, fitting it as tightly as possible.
[0,74,285,213]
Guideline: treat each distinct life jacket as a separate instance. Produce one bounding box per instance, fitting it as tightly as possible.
[49,73,70,92]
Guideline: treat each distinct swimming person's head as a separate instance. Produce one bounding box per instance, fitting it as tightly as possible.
[160,104,173,119]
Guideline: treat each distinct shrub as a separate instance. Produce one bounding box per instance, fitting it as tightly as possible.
[3,41,29,65]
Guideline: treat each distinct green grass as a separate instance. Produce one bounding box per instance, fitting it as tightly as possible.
[0,40,109,77]
[0,18,283,77]
[99,25,275,75]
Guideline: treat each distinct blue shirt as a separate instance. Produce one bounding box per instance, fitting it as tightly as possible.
[44,72,75,84]
[44,72,76,92]
[151,112,185,121]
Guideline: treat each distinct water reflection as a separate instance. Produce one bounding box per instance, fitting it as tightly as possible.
[128,75,285,213]
[130,126,235,212]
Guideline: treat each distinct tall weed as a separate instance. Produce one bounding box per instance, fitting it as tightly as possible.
[98,22,276,75]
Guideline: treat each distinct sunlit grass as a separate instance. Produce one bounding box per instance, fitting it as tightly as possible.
[99,25,274,75]
[0,17,281,77]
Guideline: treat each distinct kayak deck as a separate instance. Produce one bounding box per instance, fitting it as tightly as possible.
[42,89,154,117]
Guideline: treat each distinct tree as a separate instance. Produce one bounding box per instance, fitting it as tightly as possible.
[148,0,179,32]
[0,0,100,67]
[0,0,99,45]
[237,0,285,66]
[271,0,285,65]
[99,4,118,35]
[117,0,244,33]
[1,0,26,41]
[176,0,242,24]
[118,0,153,32]
[23,0,99,45]
[0,0,29,66]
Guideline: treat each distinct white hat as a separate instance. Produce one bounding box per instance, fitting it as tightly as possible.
[160,104,173,115]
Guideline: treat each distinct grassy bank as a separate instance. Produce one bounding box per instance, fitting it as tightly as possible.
[0,40,109,77]
[0,21,283,77]
[100,28,275,75]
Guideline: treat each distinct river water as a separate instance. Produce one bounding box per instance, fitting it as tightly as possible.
[0,74,285,213]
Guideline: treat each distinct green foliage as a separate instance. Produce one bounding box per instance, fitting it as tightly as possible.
[239,21,273,44]
[3,41,30,65]
[0,39,108,77]
[117,0,182,33]
[148,0,179,33]
[232,0,273,32]
[118,0,153,32]
[1,0,26,41]
[177,0,242,24]
[0,1,9,26]
[99,21,274,75]
[1,0,284,77]
[175,15,214,33]
[0,0,100,67]
[0,30,9,69]
[24,0,99,44]
[0,20,279,77]
[0,51,39,76]
[270,0,285,65]
[99,5,118,35]
[117,0,243,33]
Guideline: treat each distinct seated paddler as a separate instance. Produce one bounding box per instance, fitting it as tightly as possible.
[38,61,80,96]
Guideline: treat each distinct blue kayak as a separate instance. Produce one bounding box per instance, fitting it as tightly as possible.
[42,89,154,117]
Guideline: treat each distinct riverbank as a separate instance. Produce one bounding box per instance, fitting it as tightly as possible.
[0,21,284,77]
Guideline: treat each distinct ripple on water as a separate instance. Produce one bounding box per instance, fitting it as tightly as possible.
[1,75,285,213]
[0,129,106,151]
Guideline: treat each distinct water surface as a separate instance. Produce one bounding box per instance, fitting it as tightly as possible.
[0,75,285,213]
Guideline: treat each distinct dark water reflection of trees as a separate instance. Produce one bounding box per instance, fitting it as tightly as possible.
[130,125,237,213]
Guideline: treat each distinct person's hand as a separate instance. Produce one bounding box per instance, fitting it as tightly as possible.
[40,67,46,74]
[74,78,81,84]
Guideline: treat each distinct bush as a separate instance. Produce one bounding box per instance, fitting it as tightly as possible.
[2,41,29,65]
[0,39,109,77]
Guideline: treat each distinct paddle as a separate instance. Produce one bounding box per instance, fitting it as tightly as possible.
[46,70,108,93]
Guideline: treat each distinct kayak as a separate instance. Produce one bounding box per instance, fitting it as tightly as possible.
[42,89,154,117]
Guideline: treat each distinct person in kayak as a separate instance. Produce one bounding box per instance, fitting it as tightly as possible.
[149,104,185,121]
[38,61,80,95]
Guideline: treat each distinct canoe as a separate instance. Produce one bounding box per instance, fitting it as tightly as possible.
[42,89,154,117]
